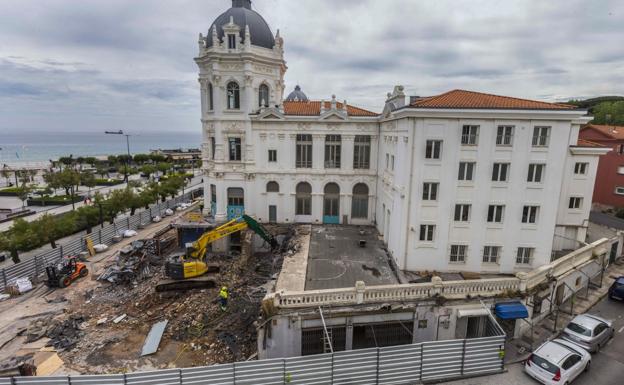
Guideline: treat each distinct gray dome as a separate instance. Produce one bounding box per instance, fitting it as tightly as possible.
[285,85,308,102]
[207,0,275,49]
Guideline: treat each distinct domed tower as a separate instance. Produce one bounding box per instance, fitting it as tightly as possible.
[196,0,287,220]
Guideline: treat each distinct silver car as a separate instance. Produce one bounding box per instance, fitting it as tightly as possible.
[561,314,614,352]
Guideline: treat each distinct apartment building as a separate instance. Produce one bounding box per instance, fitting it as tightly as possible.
[579,123,624,208]
[197,0,608,274]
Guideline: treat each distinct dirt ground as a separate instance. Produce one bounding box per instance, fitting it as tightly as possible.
[0,207,298,375]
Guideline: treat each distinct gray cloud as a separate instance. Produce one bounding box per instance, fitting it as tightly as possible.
[0,0,622,132]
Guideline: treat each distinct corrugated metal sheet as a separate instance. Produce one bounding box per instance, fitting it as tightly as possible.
[234,359,284,385]
[378,343,422,384]
[462,336,504,376]
[13,377,70,384]
[181,364,234,385]
[125,369,180,385]
[141,320,168,356]
[284,354,332,385]
[333,348,378,385]
[420,339,464,381]
[69,374,125,385]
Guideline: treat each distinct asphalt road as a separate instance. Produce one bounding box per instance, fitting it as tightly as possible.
[445,294,624,385]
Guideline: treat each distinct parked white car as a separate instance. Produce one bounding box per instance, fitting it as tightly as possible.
[561,314,614,353]
[524,338,590,385]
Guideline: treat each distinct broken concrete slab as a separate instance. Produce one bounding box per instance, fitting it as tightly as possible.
[141,320,168,356]
[96,318,107,326]
[113,314,127,324]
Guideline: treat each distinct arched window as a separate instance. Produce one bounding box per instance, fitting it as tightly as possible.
[351,183,369,219]
[295,182,312,215]
[208,82,213,110]
[259,84,269,108]
[227,81,240,109]
[266,181,279,192]
[323,183,340,219]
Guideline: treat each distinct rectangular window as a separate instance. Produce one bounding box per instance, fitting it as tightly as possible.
[568,197,583,209]
[268,149,277,162]
[516,247,534,264]
[615,187,624,195]
[454,204,471,222]
[210,137,215,160]
[619,145,624,155]
[618,166,624,175]
[483,246,500,263]
[425,140,442,159]
[419,224,435,241]
[487,205,505,223]
[296,134,313,168]
[522,206,539,224]
[391,155,395,171]
[353,135,371,169]
[574,162,588,175]
[458,162,475,181]
[227,34,236,49]
[422,182,438,201]
[492,163,509,182]
[527,164,544,183]
[532,126,550,147]
[386,153,389,169]
[496,125,514,146]
[461,125,479,145]
[228,137,241,161]
[450,245,467,263]
[324,135,341,168]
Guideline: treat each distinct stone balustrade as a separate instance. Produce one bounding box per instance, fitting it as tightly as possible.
[268,238,611,309]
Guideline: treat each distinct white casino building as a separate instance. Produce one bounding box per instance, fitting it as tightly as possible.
[196,0,608,274]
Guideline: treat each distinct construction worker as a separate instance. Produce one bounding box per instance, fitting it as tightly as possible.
[219,286,228,311]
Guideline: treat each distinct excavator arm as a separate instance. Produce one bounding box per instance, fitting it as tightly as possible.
[187,214,279,260]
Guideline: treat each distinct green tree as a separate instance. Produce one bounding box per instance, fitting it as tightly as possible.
[96,166,109,179]
[1,166,11,186]
[81,172,96,194]
[0,232,20,264]
[84,157,98,166]
[133,153,150,164]
[75,206,100,234]
[107,155,118,164]
[156,162,172,176]
[140,164,157,179]
[591,101,624,125]
[6,219,38,263]
[150,154,166,163]
[15,182,33,208]
[103,189,128,223]
[31,214,63,248]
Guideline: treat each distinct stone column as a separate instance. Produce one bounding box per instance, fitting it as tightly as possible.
[342,135,355,171]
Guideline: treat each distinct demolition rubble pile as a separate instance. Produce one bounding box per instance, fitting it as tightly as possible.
[97,238,168,284]
[25,314,87,351]
[23,224,299,374]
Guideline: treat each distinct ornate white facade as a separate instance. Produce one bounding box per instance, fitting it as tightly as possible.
[197,1,609,274]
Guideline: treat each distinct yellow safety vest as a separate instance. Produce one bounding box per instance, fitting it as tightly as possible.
[220,288,228,299]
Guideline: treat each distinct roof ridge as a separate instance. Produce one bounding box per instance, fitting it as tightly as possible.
[410,89,575,110]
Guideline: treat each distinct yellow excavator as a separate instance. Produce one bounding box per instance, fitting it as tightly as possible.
[156,215,279,292]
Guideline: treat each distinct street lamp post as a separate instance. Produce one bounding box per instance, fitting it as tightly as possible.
[105,130,132,183]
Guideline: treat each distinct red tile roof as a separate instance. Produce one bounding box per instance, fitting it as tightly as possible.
[409,89,576,110]
[576,138,607,147]
[282,101,378,117]
[582,124,624,140]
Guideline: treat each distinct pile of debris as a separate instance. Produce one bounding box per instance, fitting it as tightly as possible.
[98,240,163,284]
[25,314,87,351]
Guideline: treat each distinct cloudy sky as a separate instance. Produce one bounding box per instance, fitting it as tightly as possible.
[0,0,622,133]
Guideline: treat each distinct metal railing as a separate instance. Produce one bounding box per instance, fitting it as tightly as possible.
[0,333,505,385]
[0,188,203,292]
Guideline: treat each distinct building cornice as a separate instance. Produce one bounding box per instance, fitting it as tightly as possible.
[384,108,591,122]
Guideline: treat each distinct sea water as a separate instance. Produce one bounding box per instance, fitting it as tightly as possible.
[0,130,201,165]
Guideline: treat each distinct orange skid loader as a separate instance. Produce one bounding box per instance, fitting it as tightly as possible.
[45,257,89,288]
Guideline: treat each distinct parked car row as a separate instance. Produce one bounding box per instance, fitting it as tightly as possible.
[524,275,622,384]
